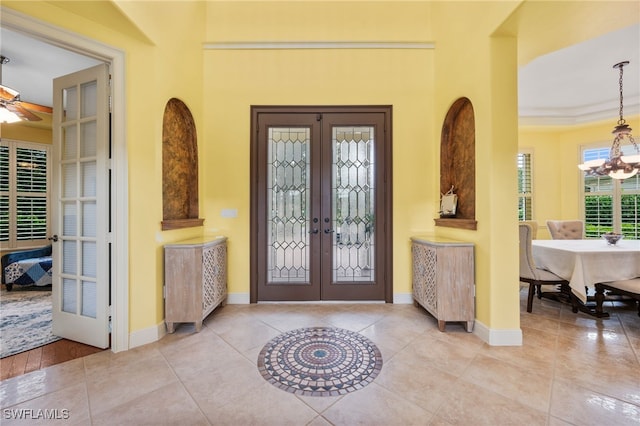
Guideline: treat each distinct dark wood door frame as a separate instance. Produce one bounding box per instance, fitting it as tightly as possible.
[250,105,393,303]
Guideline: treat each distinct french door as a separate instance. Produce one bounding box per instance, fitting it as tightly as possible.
[251,106,392,302]
[51,64,110,348]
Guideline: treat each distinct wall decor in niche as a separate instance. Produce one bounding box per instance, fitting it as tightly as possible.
[435,97,477,230]
[161,98,204,230]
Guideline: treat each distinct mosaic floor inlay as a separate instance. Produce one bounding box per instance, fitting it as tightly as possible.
[257,327,383,397]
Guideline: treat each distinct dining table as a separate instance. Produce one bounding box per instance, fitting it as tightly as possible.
[531,238,640,312]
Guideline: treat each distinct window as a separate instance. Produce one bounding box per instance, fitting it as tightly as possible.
[582,146,639,239]
[0,139,50,249]
[518,151,533,220]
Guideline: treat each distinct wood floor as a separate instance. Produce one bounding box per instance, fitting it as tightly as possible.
[0,339,106,381]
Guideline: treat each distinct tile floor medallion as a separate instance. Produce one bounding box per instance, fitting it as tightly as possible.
[257,326,383,397]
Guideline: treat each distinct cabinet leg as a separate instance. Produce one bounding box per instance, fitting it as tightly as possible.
[437,320,446,332]
[166,322,175,334]
[195,321,203,332]
[465,321,474,332]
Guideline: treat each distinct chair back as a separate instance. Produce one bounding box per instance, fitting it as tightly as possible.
[519,220,538,239]
[519,223,537,280]
[546,220,583,239]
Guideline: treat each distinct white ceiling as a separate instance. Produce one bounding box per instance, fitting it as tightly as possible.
[1,23,639,126]
[0,28,102,107]
[518,23,640,126]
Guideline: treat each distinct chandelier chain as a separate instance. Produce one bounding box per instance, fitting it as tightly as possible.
[618,63,625,125]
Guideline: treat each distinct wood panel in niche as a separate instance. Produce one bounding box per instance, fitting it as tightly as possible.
[435,97,477,230]
[162,98,204,230]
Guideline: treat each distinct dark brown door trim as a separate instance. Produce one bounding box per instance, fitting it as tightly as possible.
[250,105,393,303]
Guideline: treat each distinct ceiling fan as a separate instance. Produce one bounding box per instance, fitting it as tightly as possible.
[0,55,48,123]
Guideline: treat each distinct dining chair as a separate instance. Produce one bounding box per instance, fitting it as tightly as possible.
[519,223,570,312]
[546,220,584,240]
[594,278,640,318]
[519,220,538,239]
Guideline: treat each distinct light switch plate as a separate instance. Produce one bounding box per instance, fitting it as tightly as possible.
[221,209,238,218]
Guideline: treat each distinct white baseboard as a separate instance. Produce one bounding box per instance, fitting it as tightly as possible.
[393,292,413,304]
[129,321,166,349]
[127,296,521,348]
[473,319,522,346]
[227,293,413,304]
[227,292,250,304]
[128,295,249,349]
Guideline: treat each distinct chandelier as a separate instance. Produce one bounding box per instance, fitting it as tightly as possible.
[578,61,640,179]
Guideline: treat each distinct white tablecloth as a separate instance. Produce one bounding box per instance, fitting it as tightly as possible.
[532,239,640,303]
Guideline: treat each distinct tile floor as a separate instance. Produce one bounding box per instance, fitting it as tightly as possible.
[1,289,639,425]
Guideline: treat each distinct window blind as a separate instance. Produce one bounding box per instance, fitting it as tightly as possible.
[0,146,8,241]
[517,152,533,221]
[0,141,50,246]
[582,146,639,239]
[16,147,48,241]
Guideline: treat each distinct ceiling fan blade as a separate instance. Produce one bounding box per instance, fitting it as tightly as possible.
[16,100,52,114]
[4,102,42,121]
[0,85,19,102]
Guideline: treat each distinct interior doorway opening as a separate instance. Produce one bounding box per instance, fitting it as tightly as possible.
[1,8,128,353]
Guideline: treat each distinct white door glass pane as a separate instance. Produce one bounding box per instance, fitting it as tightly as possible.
[81,81,97,118]
[82,201,96,237]
[63,164,77,198]
[82,281,97,318]
[63,240,77,274]
[82,162,97,197]
[63,125,77,160]
[80,122,97,157]
[82,241,96,278]
[266,127,310,283]
[63,202,77,236]
[62,278,77,313]
[63,86,77,121]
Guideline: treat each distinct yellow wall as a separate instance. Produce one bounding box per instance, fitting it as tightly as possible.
[429,1,521,330]
[4,0,207,331]
[3,0,638,342]
[0,117,52,144]
[202,1,435,299]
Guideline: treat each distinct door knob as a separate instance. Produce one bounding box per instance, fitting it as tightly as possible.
[324,229,334,234]
[48,235,59,242]
[309,228,319,234]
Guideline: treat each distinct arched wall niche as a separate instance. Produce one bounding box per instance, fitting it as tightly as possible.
[434,97,477,230]
[161,98,204,230]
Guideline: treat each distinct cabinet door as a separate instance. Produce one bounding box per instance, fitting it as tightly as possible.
[413,243,438,314]
[202,243,227,313]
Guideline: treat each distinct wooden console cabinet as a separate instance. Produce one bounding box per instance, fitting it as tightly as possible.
[164,236,227,332]
[411,236,475,332]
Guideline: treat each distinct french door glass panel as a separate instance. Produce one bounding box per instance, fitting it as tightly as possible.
[332,126,375,283]
[267,127,311,283]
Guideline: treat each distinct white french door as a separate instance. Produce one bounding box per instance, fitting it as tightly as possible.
[51,64,110,348]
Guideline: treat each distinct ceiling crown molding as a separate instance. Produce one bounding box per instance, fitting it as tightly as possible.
[519,95,640,126]
[203,41,435,50]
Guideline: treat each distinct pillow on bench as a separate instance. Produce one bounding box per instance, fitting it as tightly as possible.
[1,245,53,291]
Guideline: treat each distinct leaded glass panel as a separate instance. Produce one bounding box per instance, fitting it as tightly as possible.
[332,126,375,282]
[267,127,310,283]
